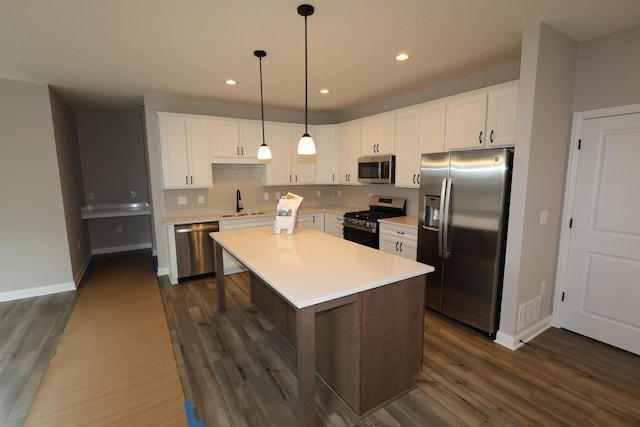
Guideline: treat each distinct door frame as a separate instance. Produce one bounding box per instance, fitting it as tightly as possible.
[553,102,640,328]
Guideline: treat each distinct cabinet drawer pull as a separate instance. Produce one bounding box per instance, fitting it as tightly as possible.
[396,230,405,235]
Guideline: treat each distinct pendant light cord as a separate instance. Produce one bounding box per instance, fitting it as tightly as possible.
[304,14,308,135]
[259,56,265,144]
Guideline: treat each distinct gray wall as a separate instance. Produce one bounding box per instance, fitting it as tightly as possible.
[0,79,74,297]
[76,112,152,253]
[573,25,640,112]
[49,89,92,284]
[500,23,577,339]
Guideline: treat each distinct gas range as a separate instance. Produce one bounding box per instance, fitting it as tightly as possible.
[343,196,406,248]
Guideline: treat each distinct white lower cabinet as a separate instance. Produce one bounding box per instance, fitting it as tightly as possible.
[379,222,417,261]
[219,216,273,273]
[298,212,325,232]
[324,212,344,239]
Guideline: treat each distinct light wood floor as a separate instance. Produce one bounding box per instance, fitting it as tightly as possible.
[160,271,640,426]
[18,252,185,427]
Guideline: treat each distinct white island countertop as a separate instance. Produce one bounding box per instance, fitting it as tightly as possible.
[211,226,433,309]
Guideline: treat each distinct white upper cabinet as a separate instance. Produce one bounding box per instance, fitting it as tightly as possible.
[314,125,338,184]
[394,101,446,188]
[338,121,361,184]
[264,123,315,186]
[445,82,518,151]
[158,113,212,189]
[210,119,260,163]
[486,85,519,147]
[360,113,395,155]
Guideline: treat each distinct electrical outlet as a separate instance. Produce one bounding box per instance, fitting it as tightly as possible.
[540,281,546,295]
[130,190,137,199]
[198,195,205,204]
[275,192,281,200]
[178,196,187,205]
[316,190,321,197]
[540,209,549,224]
[88,192,95,201]
[337,190,341,198]
[264,192,269,200]
[116,226,122,233]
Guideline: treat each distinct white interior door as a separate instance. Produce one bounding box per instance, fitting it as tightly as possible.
[561,112,640,355]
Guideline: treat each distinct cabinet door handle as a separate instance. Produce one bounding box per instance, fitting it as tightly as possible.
[289,174,292,183]
[241,146,244,156]
[399,242,403,252]
[417,174,420,184]
[396,241,399,251]
[412,174,416,184]
[190,176,193,185]
[237,146,240,156]
[490,130,494,143]
[479,131,484,144]
[312,215,316,223]
[185,176,188,185]
[332,174,335,182]
[295,174,298,183]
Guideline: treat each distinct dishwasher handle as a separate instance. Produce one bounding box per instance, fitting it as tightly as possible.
[175,222,220,233]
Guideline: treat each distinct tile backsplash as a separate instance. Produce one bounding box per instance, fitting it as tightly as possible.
[163,164,343,216]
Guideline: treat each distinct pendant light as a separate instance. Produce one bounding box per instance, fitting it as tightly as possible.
[255,50,272,160]
[297,4,316,155]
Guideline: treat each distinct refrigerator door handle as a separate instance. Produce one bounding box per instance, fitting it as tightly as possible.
[442,177,453,258]
[437,177,447,256]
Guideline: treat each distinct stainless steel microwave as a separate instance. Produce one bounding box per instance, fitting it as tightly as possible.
[357,155,395,184]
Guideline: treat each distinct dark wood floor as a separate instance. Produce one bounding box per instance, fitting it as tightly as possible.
[0,291,76,427]
[159,272,640,426]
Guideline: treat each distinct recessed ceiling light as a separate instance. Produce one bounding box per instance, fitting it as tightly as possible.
[225,79,237,85]
[320,89,330,94]
[396,53,410,61]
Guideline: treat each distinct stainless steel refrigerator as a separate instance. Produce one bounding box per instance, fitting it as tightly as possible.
[417,148,513,335]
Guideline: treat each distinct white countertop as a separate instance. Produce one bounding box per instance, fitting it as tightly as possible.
[379,216,419,228]
[211,226,433,309]
[164,204,360,225]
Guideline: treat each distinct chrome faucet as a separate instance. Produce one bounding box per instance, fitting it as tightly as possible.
[236,190,243,213]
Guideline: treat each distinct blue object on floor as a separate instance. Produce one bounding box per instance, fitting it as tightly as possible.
[184,400,204,427]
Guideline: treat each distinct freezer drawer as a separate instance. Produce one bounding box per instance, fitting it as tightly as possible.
[175,222,219,279]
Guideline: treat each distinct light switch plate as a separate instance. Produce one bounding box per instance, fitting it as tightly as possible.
[540,209,549,224]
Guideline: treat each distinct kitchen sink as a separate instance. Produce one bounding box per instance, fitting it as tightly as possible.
[221,212,266,218]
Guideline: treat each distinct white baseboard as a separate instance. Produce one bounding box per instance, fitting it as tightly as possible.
[157,266,169,277]
[91,242,152,255]
[494,315,553,350]
[0,281,77,303]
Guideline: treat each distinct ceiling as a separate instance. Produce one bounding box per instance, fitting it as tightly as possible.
[1,0,640,114]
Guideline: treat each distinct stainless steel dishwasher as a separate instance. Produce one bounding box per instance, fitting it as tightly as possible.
[174,221,219,280]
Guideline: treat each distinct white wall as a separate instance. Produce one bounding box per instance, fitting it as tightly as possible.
[0,79,75,300]
[498,23,577,346]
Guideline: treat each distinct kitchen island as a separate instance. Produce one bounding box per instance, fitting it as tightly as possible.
[210,226,433,426]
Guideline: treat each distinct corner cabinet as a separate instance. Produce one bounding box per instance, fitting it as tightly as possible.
[314,125,338,184]
[338,121,361,184]
[379,221,418,261]
[360,113,394,155]
[264,123,316,186]
[444,82,518,151]
[158,113,212,189]
[394,101,446,188]
[210,119,260,163]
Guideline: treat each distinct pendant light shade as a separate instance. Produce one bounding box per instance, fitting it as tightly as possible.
[254,50,272,160]
[297,4,316,155]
